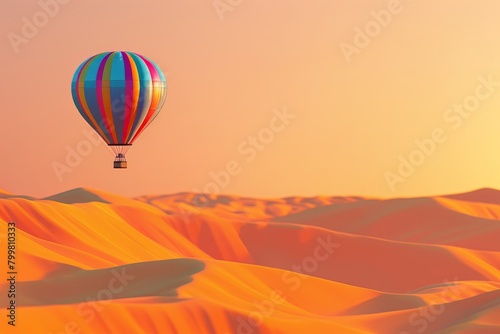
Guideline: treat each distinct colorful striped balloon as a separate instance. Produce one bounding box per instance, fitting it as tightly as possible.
[71,51,167,168]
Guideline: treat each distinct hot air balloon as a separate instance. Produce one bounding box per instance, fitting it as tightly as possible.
[71,51,167,168]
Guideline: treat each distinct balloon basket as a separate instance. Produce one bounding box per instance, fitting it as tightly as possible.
[113,153,127,169]
[114,161,127,169]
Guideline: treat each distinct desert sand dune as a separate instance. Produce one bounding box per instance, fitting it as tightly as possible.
[442,188,500,205]
[0,188,499,333]
[271,196,500,252]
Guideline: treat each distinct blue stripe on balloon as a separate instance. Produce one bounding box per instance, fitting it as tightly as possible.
[129,53,152,85]
[83,53,108,88]
[110,51,125,85]
[71,60,87,84]
[154,62,166,83]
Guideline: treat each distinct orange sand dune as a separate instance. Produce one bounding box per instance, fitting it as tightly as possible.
[442,188,500,205]
[0,188,499,333]
[267,192,500,252]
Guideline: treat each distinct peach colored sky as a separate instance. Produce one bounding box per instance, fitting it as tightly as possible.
[1,0,500,198]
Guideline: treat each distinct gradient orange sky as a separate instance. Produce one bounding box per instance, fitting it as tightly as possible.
[1,0,500,198]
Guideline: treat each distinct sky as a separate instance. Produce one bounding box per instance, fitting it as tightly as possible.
[1,0,500,199]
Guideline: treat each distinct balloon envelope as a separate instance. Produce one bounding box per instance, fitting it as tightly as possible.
[71,51,167,147]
